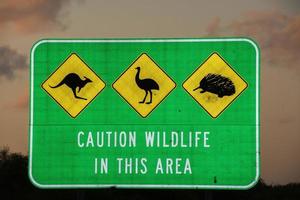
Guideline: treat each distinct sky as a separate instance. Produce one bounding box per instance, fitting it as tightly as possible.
[0,0,299,185]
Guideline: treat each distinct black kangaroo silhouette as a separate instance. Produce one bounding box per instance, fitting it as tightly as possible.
[49,73,92,100]
[135,66,159,104]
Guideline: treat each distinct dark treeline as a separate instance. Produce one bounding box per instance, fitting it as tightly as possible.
[1,148,299,200]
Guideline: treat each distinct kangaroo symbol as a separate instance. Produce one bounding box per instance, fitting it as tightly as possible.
[49,73,92,100]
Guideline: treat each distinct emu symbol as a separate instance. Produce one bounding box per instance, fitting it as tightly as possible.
[135,67,159,104]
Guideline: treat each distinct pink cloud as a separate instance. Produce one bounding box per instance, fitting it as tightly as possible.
[206,10,300,68]
[14,92,29,110]
[0,0,71,33]
[3,90,29,110]
[205,17,220,35]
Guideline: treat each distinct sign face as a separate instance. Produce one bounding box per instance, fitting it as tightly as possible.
[29,38,260,189]
[183,52,248,118]
[42,53,106,118]
[113,53,176,117]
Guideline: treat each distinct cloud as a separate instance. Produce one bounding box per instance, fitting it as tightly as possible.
[2,89,29,110]
[205,17,220,35]
[0,46,27,79]
[206,10,300,68]
[230,11,300,67]
[14,92,29,110]
[0,0,72,33]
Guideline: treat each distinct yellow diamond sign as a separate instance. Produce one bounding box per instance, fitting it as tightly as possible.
[113,53,176,117]
[183,52,248,118]
[42,53,105,118]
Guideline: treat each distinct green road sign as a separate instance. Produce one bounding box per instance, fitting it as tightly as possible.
[29,38,260,189]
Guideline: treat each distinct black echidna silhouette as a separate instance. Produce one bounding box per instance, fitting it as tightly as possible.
[193,73,236,98]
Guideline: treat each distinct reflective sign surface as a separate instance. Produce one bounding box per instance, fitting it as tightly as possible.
[29,38,260,189]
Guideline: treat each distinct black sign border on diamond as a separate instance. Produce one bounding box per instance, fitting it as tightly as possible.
[41,52,106,118]
[112,53,176,118]
[182,51,248,119]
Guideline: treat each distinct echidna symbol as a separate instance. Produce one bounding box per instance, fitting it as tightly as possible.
[193,73,236,98]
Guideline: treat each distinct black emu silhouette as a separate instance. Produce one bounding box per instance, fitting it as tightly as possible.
[135,67,159,104]
[49,73,92,100]
[193,73,235,98]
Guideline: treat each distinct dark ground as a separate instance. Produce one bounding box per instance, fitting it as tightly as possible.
[1,148,299,200]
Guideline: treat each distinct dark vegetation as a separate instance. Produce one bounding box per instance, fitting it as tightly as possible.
[1,148,299,200]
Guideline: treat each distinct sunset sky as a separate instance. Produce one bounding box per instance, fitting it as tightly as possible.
[0,0,299,185]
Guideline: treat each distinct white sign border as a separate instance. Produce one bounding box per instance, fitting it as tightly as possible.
[29,38,260,189]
